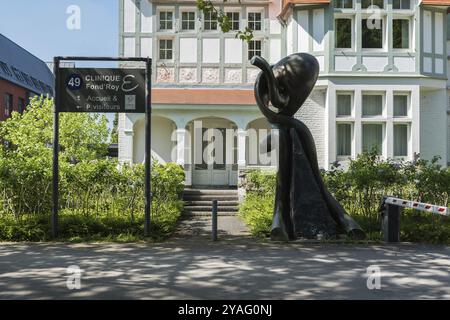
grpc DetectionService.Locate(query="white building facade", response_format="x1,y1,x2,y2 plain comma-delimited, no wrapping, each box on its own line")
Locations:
119,0,450,188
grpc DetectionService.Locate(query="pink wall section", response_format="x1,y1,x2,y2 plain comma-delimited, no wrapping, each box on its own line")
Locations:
268,0,282,19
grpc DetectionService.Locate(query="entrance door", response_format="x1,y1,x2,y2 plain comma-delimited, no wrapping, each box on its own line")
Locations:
192,121,236,187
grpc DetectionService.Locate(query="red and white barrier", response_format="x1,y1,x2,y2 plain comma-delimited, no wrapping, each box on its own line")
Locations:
384,197,449,217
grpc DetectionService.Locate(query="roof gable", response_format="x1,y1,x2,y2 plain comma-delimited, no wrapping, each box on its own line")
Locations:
0,34,54,96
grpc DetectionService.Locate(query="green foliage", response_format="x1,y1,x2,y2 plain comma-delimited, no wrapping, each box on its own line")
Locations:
110,113,119,144
196,0,254,42
0,96,185,242
238,170,275,237
240,150,450,244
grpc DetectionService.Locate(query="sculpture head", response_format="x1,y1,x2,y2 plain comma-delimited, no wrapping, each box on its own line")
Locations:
251,53,319,118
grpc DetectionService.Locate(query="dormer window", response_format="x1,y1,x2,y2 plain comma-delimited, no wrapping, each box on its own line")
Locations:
159,11,173,30
393,0,410,10
361,0,384,9
335,0,353,9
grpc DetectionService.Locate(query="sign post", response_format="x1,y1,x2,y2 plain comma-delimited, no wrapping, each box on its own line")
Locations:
52,57,152,238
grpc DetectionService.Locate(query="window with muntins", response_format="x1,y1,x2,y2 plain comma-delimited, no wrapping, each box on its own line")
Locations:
248,40,262,60
204,11,218,30
393,0,410,10
159,39,173,60
226,12,240,31
159,11,173,30
181,12,196,30
335,0,353,9
248,12,262,31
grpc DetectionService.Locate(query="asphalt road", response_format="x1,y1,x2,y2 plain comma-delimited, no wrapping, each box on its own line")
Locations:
0,240,449,300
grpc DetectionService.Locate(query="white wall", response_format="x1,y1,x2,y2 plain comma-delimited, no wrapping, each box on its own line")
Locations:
124,0,136,33
420,89,448,165
133,117,176,164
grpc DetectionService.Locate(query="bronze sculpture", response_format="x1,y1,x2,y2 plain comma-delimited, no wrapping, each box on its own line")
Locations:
251,53,365,241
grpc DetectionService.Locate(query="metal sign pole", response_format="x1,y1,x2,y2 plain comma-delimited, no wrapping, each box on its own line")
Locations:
144,58,152,237
52,57,61,238
52,56,151,238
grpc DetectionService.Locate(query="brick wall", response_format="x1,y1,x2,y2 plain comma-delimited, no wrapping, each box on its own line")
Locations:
0,79,29,122
294,89,326,168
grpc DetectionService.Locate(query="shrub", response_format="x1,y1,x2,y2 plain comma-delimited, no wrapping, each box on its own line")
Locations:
240,151,450,244
0,97,185,242
238,170,275,237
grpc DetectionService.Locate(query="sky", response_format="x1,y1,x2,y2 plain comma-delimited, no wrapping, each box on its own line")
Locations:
0,0,118,63
0,0,119,124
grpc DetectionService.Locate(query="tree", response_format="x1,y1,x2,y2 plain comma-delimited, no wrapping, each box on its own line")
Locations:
196,0,254,42
0,96,110,215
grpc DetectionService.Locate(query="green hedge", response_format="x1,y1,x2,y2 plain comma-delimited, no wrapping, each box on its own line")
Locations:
239,151,450,244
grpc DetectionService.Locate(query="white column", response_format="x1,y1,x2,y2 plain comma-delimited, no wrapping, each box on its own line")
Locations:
121,131,134,164
237,128,247,167
385,89,394,159
119,114,135,164
325,84,334,169
411,86,420,162
176,128,187,166
354,88,362,157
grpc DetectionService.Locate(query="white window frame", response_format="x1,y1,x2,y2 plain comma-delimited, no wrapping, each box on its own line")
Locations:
392,17,412,51
334,15,355,51
158,9,174,31
334,0,354,9
336,122,354,159
393,92,410,118
361,122,386,155
361,14,387,52
224,8,241,31
180,9,197,31
158,38,174,61
361,0,386,10
247,8,264,32
248,39,263,61
392,0,412,11
203,10,218,31
393,123,411,159
336,91,354,117
362,91,386,118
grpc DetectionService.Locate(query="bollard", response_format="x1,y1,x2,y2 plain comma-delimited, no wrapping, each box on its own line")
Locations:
380,197,401,243
212,200,218,241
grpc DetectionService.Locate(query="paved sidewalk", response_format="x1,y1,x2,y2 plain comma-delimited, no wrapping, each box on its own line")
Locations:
0,240,450,299
172,215,251,241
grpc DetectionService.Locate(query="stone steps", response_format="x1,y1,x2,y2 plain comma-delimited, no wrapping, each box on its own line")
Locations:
183,188,239,217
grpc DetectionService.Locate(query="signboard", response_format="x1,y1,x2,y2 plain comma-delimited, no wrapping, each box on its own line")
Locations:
58,68,146,113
